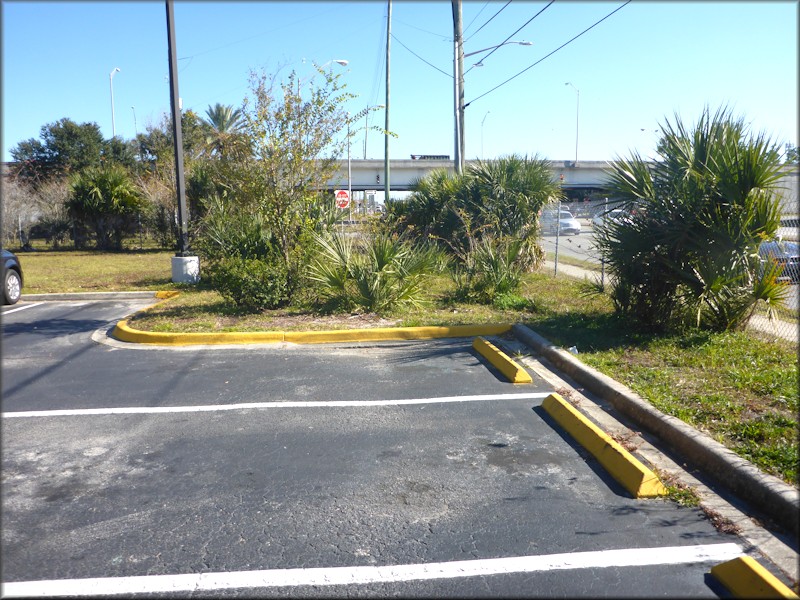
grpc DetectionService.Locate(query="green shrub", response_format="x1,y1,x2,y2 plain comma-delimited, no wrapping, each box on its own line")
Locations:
492,292,532,311
599,105,786,332
207,255,289,310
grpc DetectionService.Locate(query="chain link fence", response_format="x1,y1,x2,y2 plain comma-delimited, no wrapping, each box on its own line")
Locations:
749,239,799,344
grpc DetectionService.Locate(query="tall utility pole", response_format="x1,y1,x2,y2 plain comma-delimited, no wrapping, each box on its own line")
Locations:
384,0,391,203
166,0,189,257
452,0,464,173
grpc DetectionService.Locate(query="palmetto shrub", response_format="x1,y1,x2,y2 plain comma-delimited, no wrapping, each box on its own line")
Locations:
67,164,146,250
308,232,442,314
386,154,559,272
598,106,787,332
451,237,526,304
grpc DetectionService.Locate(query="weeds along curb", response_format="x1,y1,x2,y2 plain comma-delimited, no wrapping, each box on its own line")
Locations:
512,323,800,537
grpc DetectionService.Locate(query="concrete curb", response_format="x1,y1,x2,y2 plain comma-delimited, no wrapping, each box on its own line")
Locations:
542,393,667,498
711,556,799,598
112,321,513,346
472,337,532,384
512,323,800,537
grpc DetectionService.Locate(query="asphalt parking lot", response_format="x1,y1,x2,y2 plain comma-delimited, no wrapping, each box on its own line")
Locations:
0,299,789,597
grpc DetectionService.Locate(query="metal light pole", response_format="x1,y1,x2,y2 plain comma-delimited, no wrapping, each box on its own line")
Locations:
297,59,347,95
452,0,464,173
565,82,579,164
385,0,391,204
109,67,120,137
347,115,352,223
166,0,199,285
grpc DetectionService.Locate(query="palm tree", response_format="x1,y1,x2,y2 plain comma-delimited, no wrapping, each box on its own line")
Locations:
598,105,786,332
67,165,144,250
201,103,247,158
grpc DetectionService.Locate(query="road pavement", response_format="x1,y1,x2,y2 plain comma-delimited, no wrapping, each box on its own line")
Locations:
0,299,776,597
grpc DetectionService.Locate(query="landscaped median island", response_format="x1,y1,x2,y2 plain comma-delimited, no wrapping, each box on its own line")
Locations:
120,274,799,489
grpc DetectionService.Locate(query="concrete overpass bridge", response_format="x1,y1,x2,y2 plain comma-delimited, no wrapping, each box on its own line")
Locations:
325,158,610,197
325,158,798,214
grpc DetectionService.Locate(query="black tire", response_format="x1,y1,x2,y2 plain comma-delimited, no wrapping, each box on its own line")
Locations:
4,269,21,305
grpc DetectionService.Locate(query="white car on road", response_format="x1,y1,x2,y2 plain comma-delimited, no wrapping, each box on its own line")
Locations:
592,208,627,228
541,209,581,235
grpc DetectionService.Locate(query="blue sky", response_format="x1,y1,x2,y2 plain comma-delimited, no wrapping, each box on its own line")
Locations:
2,1,798,165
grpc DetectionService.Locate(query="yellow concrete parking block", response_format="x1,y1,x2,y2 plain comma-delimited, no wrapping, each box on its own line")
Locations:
542,393,667,498
711,556,799,598
472,337,532,384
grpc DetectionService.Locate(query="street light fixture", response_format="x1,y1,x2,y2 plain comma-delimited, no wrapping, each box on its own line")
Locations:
109,67,120,138
452,32,533,172
468,40,532,66
565,81,579,164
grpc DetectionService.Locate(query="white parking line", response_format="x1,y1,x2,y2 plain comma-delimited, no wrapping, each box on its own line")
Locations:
1,543,743,597
2,302,43,315
2,392,552,418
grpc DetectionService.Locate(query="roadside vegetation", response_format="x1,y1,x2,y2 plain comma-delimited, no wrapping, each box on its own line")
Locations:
6,83,797,489
18,248,799,487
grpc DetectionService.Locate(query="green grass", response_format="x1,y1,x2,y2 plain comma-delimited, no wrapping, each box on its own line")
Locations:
18,247,177,294
17,248,799,486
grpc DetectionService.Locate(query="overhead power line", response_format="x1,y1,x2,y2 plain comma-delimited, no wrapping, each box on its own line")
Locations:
465,1,631,108
464,0,512,43
394,17,451,40
464,0,553,76
390,33,451,78
462,1,491,36
177,6,338,61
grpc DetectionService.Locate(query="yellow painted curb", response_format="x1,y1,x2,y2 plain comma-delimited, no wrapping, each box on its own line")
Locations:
112,319,512,346
284,324,511,344
154,291,180,299
113,320,285,345
711,556,799,598
542,393,667,498
472,337,532,384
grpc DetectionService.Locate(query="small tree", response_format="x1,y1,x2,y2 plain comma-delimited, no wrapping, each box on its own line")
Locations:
33,179,72,248
67,165,147,250
1,179,39,247
194,64,362,306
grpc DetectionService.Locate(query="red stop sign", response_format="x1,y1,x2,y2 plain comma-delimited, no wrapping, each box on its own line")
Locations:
335,189,350,209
